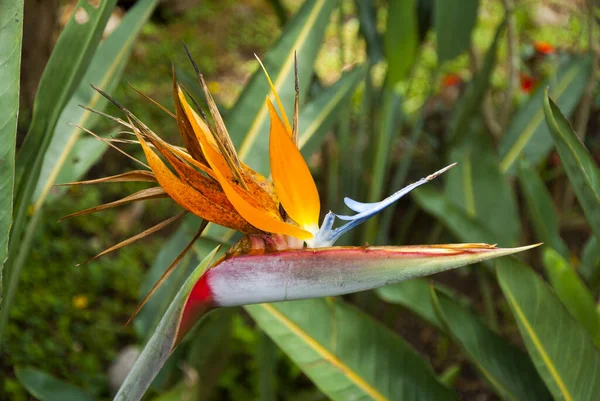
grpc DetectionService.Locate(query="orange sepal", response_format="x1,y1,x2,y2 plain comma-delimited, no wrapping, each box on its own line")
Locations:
133,128,258,234
267,99,320,231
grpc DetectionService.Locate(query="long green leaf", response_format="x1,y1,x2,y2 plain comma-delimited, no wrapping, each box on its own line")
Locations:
413,186,499,245
246,298,457,401
114,247,220,401
445,133,520,246
498,55,592,175
434,0,479,63
498,259,600,401
378,279,550,401
15,367,98,401
0,0,23,301
580,236,600,290
518,159,570,259
542,248,600,347
1,0,116,344
11,0,116,249
33,0,159,207
376,279,461,332
543,91,600,240
430,289,551,401
385,0,418,84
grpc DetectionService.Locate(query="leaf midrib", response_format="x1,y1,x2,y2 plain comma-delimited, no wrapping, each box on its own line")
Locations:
503,287,573,401
259,303,388,401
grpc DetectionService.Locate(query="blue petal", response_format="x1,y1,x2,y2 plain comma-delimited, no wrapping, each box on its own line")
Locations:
343,197,377,213
311,163,456,247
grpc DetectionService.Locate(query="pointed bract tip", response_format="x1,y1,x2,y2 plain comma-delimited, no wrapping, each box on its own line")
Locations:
426,162,457,181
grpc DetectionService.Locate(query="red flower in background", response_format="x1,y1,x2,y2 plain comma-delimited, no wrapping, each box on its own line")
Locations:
534,41,554,55
520,73,536,93
442,73,462,87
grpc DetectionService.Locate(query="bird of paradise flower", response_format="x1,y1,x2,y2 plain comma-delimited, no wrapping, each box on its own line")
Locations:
63,49,537,399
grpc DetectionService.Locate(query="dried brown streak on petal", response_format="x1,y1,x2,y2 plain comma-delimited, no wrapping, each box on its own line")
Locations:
59,187,168,221
126,220,209,325
78,211,188,266
148,136,237,212
141,121,215,179
132,123,259,233
241,166,279,212
57,170,156,186
172,71,208,163
129,83,176,119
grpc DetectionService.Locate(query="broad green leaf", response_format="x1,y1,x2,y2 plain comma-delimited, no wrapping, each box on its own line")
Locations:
385,0,418,84
579,236,600,290
379,279,550,401
543,92,600,240
246,298,458,401
445,133,520,246
33,0,159,207
518,159,570,259
15,367,98,401
413,186,499,245
430,289,551,401
498,55,592,175
1,0,116,341
113,247,220,401
542,248,600,347
0,0,23,299
498,259,600,401
448,21,504,144
434,0,479,63
11,0,116,252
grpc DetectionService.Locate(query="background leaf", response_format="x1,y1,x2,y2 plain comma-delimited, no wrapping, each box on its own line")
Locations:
246,298,458,401
0,0,23,299
430,289,551,401
542,248,600,346
498,259,600,401
445,133,520,246
33,0,159,207
385,0,418,84
518,159,570,259
543,92,600,240
15,367,98,401
434,0,479,63
498,55,592,175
